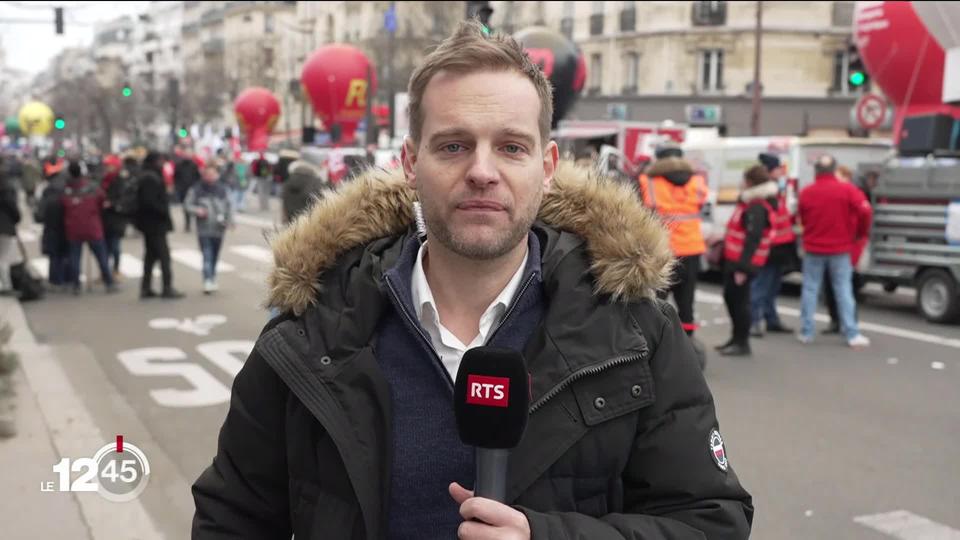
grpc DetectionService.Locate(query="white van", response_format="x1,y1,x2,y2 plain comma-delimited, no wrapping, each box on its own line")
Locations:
682,137,894,268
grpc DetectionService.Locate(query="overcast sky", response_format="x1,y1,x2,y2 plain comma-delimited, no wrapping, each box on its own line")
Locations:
1,1,151,74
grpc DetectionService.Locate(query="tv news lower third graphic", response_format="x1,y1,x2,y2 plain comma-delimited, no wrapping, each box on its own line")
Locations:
40,435,151,502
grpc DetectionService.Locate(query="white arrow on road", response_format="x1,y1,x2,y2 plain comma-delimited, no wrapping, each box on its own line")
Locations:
855,510,960,539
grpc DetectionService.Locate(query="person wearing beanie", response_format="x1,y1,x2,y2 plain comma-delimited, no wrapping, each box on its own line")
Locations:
135,152,184,300
281,147,331,224
717,165,779,356
61,160,118,294
748,152,796,337
638,142,708,339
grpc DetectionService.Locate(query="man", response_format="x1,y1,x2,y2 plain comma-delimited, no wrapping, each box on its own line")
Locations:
175,148,201,232
135,152,184,300
61,160,118,295
749,153,796,337
251,152,272,212
193,21,752,539
797,154,872,347
185,164,233,294
281,147,331,224
637,142,708,337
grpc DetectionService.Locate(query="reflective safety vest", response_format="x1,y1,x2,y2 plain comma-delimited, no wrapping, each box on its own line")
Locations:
723,199,776,268
638,174,707,257
771,194,796,246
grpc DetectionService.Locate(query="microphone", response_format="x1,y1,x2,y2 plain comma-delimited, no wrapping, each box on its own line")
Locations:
453,346,529,503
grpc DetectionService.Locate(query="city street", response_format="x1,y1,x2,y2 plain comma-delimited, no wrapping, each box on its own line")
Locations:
0,199,957,539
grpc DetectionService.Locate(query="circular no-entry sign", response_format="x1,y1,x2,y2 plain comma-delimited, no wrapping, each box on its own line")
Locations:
855,94,887,130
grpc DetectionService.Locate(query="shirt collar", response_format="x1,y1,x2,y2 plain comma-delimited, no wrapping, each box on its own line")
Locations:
411,241,530,329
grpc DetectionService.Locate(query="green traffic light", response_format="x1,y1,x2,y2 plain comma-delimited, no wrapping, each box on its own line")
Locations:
57,149,65,157
54,118,66,129
178,128,188,138
122,87,133,97
849,71,866,87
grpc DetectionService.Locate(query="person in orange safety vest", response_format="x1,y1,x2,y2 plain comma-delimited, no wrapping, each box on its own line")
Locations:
638,143,707,337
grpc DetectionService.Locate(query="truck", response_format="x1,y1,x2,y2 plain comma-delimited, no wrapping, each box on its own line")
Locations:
856,157,960,323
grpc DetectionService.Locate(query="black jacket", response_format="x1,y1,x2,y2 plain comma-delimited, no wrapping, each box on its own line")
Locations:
39,177,68,255
135,169,173,235
0,177,20,236
192,164,753,539
281,160,330,224
175,158,201,197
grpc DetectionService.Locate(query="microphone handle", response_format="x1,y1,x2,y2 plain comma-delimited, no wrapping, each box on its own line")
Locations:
474,448,509,503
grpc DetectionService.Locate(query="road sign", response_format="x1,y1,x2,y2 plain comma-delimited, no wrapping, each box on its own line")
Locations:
855,93,887,130
686,104,723,126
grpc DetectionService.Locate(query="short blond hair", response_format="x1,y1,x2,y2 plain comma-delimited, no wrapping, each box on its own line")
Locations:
406,20,554,146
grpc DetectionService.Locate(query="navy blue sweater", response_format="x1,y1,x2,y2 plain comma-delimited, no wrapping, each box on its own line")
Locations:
377,233,544,540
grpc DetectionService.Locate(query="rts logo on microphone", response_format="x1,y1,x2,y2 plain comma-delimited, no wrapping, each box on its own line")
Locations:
465,375,510,408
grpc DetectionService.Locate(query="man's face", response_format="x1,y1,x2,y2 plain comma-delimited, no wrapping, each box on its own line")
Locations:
402,70,558,260
202,167,218,183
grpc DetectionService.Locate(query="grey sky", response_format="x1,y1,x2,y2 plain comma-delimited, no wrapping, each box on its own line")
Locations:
1,1,151,74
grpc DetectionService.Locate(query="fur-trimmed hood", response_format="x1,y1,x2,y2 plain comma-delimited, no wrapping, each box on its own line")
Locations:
739,181,779,203
267,162,674,315
646,157,694,186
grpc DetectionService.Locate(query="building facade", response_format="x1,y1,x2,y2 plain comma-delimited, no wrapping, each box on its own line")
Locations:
489,0,862,136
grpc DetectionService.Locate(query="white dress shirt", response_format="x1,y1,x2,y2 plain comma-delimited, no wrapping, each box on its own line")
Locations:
410,241,529,382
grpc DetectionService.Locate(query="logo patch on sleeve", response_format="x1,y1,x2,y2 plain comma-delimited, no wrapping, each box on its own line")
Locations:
709,429,728,472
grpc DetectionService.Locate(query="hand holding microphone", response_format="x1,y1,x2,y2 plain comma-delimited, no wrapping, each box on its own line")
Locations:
451,347,531,539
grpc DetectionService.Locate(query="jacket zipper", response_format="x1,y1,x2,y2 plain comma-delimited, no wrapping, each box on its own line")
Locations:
528,352,645,414
383,275,454,388
485,272,538,346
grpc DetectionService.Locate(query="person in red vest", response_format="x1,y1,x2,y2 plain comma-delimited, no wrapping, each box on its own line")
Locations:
749,153,797,337
637,142,708,337
717,165,779,356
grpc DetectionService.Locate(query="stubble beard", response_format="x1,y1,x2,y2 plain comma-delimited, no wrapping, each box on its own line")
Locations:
419,186,542,261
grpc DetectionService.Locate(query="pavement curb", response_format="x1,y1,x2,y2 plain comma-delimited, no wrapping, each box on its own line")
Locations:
0,296,165,540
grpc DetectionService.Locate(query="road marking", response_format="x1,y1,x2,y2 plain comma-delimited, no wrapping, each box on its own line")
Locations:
697,291,960,350
854,510,960,539
931,362,945,370
118,253,161,279
233,213,276,229
170,248,235,273
229,244,273,264
888,357,899,365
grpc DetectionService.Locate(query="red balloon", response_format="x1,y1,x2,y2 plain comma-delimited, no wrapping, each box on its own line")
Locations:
854,1,945,106
234,87,280,151
301,45,377,144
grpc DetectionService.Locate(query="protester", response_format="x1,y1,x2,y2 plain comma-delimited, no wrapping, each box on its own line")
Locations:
37,166,71,290
185,164,233,294
281,147,330,224
193,21,752,539
100,154,128,278
638,141,708,338
822,165,869,333
175,148,201,232
749,152,796,337
0,158,21,295
717,165,778,356
797,155,872,347
135,152,184,300
251,152,272,212
61,160,117,295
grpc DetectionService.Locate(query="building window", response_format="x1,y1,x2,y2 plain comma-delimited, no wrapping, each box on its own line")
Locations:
692,1,727,26
590,1,604,35
326,14,335,43
561,1,574,39
699,49,724,92
832,1,854,27
620,1,636,32
265,13,274,34
589,53,603,95
622,52,639,94
832,49,849,94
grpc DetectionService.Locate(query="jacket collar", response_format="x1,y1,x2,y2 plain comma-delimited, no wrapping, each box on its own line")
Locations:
267,161,674,315
739,181,779,203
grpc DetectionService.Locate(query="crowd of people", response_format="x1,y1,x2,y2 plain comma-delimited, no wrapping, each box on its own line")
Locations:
638,145,875,357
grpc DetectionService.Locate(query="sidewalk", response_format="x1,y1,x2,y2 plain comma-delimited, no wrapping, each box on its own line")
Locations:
0,296,166,540
0,297,92,539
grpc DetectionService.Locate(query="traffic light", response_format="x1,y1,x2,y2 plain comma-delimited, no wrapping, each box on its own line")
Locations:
54,116,66,130
54,7,63,35
178,127,188,138
122,83,133,97
847,43,869,89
